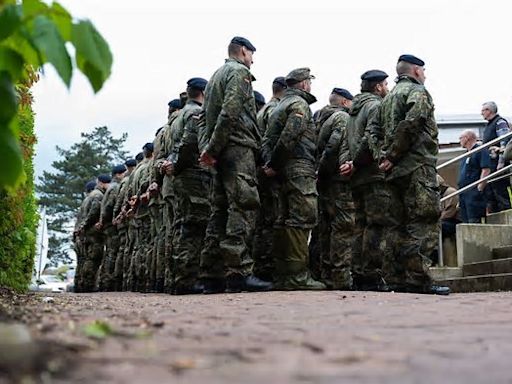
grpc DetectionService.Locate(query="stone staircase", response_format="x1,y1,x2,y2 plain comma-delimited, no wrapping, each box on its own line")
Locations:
432,209,512,292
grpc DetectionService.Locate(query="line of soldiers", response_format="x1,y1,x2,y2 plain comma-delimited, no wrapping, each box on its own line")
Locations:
72,36,450,295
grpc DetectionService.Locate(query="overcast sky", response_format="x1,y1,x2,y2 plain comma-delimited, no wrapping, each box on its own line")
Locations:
32,0,512,178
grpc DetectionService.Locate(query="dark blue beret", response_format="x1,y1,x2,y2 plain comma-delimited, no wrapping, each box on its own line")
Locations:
398,54,425,66
273,76,287,88
187,77,208,91
168,99,181,109
361,69,388,82
112,164,126,175
85,180,96,192
230,36,256,52
254,91,266,105
97,174,112,183
143,142,154,152
125,158,137,167
332,88,353,100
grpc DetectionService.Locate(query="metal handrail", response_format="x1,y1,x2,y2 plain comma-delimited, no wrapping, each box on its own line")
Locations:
436,130,512,170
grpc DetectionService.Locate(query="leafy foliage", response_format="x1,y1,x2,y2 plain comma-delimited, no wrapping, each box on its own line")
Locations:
0,0,113,190
37,126,128,265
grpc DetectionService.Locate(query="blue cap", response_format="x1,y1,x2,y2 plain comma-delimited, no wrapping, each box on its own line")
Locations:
361,70,388,82
125,159,137,167
187,77,208,91
112,164,126,175
254,91,266,105
273,76,287,88
168,99,181,109
135,152,143,162
85,180,96,192
332,88,353,100
143,142,154,152
230,36,256,52
97,174,112,183
398,54,425,66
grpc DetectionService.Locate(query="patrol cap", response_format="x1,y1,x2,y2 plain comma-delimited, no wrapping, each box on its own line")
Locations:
135,152,144,162
97,174,112,183
361,69,388,82
112,164,126,175
230,36,256,52
398,54,425,66
332,88,353,100
187,77,208,91
272,76,287,88
142,142,154,152
125,158,137,167
285,67,315,85
168,99,181,109
254,91,266,106
85,180,96,192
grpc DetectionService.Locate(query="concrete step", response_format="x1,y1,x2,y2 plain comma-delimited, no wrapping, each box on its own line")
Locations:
430,267,462,280
463,258,512,276
486,209,512,225
456,223,512,264
493,245,512,259
437,273,512,293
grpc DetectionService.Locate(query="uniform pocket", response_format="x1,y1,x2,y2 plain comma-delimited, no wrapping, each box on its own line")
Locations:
235,172,260,209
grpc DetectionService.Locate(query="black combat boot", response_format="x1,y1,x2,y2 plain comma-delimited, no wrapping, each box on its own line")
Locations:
202,278,225,294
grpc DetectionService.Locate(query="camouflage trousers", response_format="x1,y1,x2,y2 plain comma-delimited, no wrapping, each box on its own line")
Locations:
251,169,279,281
351,181,397,289
200,145,258,280
113,225,127,291
149,203,166,292
123,221,136,291
163,197,175,293
73,236,86,292
98,226,119,291
80,229,105,292
131,214,152,292
386,165,439,289
172,173,211,290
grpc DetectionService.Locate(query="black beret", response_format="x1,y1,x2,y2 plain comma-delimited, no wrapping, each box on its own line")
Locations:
112,164,126,175
361,69,388,82
254,91,266,105
142,142,154,152
125,158,137,167
230,36,256,52
398,54,425,66
187,77,208,91
85,180,96,192
97,174,112,183
135,152,144,162
272,76,287,88
167,99,181,109
332,88,353,100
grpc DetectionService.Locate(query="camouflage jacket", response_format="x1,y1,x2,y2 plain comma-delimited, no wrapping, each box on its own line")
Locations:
315,104,343,132
317,110,350,183
148,126,166,207
339,92,385,187
113,172,132,229
74,193,93,232
159,111,181,200
257,97,280,137
202,58,259,157
378,75,438,179
262,88,317,176
79,186,105,231
317,106,349,159
99,180,120,228
127,158,152,219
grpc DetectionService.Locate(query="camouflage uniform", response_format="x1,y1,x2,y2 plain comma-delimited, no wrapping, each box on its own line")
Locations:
317,109,354,289
377,75,439,290
252,96,281,281
262,84,324,290
169,102,211,292
200,58,260,282
339,92,396,289
112,171,132,291
98,179,120,291
77,186,106,292
73,192,93,292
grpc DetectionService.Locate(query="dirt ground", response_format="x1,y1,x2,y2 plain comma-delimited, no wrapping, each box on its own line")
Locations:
1,290,512,384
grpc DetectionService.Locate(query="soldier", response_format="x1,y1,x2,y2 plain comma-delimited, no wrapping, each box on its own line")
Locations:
199,36,273,293
165,77,210,294
77,174,111,292
376,54,449,295
96,164,126,291
252,76,287,281
314,88,353,131
339,69,392,290
262,67,325,290
112,159,137,291
73,180,96,292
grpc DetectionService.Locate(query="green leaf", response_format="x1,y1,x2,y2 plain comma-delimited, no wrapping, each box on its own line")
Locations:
3,31,43,67
83,320,113,339
0,71,17,123
0,4,22,41
0,122,24,189
72,20,112,93
0,47,24,81
49,2,72,42
22,0,48,19
31,15,72,86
